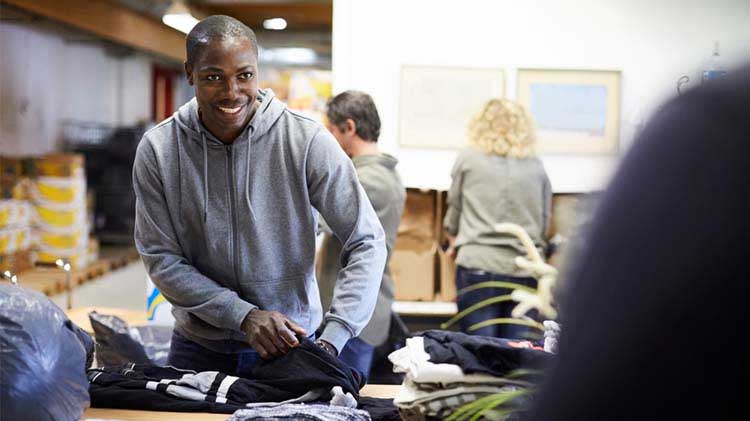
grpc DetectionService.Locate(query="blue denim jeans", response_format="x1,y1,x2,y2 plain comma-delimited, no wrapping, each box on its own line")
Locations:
167,331,261,378
338,337,375,381
167,331,315,378
455,265,538,339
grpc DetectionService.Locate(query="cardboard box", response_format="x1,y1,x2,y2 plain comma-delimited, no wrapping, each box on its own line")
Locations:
398,188,437,241
390,244,437,301
438,248,457,302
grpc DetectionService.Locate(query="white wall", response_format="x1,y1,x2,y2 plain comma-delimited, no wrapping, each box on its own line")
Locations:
1,22,153,156
1,23,65,156
332,0,750,192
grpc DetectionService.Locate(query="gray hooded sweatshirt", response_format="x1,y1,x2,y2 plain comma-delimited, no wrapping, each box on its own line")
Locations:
133,89,386,354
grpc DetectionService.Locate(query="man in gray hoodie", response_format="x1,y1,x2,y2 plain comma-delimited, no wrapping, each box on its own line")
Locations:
317,91,406,378
133,16,386,376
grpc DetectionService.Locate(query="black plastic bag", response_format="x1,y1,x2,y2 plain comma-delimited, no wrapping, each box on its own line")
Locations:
0,284,92,421
89,311,172,367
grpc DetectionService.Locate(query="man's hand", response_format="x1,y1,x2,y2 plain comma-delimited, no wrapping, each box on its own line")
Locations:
241,309,307,359
445,234,457,260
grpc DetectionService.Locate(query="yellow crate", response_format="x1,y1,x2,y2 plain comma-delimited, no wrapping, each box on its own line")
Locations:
38,230,86,249
32,177,86,204
0,227,31,254
34,205,86,228
0,231,9,254
36,246,89,269
33,154,84,177
0,199,32,229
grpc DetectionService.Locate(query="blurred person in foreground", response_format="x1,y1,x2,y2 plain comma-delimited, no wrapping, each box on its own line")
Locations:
444,98,552,339
525,66,749,420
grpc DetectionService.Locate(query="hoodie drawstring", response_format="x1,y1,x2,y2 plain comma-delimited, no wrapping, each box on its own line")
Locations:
201,132,209,222
245,126,257,222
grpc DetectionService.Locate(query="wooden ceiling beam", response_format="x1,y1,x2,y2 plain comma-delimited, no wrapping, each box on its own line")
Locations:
198,2,331,31
1,0,186,62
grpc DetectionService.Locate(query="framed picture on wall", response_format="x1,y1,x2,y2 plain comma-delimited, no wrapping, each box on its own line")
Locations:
517,69,621,155
399,65,505,149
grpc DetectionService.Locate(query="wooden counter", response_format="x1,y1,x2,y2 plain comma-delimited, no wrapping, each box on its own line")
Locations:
82,384,400,420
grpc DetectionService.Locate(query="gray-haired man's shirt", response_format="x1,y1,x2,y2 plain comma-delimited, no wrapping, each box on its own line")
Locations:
317,153,406,346
444,148,551,276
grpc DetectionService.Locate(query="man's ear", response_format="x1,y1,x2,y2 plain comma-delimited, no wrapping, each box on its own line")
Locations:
345,119,357,136
184,61,194,86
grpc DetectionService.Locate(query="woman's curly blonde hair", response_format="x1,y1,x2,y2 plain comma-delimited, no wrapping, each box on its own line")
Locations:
468,98,537,158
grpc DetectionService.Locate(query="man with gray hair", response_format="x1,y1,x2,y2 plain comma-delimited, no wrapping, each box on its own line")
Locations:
318,91,406,377
133,16,386,376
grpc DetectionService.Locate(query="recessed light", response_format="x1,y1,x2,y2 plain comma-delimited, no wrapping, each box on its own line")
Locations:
263,18,288,30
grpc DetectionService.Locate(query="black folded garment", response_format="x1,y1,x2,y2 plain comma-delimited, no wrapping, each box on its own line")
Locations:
420,330,551,379
89,336,365,413
358,397,401,421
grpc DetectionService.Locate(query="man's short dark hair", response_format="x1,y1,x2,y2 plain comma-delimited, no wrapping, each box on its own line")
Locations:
326,91,381,142
186,15,258,64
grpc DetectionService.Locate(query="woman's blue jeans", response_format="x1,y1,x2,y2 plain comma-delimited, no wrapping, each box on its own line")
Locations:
455,265,538,339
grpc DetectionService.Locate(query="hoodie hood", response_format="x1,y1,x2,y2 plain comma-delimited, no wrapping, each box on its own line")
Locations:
173,88,285,145
171,89,286,222
351,153,399,171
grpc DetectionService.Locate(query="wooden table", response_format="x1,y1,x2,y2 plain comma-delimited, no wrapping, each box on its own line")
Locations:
82,384,401,420
392,300,457,317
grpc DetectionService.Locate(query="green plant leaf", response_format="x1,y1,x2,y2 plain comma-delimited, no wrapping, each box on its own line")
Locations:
505,368,543,379
447,389,531,421
469,317,545,332
441,295,515,329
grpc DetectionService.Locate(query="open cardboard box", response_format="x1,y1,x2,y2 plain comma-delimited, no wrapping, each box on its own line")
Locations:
390,188,439,301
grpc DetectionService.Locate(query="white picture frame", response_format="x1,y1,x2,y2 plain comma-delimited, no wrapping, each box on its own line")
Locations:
517,69,621,155
398,65,505,149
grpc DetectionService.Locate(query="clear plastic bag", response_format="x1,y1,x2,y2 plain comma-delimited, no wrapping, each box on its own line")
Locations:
89,311,172,367
0,284,92,421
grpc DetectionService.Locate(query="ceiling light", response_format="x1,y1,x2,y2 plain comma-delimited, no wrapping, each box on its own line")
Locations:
162,0,199,34
263,18,287,30
260,48,317,65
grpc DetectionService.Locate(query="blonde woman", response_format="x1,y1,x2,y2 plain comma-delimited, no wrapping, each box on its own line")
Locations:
444,98,552,339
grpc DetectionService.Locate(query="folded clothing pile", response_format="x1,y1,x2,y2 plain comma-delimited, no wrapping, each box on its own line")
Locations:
388,330,551,420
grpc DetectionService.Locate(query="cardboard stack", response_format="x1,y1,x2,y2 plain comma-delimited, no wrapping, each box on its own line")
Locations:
390,189,439,301
390,188,459,303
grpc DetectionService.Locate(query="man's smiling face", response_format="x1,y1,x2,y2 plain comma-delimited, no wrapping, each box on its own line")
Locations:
185,36,258,144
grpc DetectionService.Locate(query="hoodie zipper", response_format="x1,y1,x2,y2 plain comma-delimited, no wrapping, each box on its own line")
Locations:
226,145,241,291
